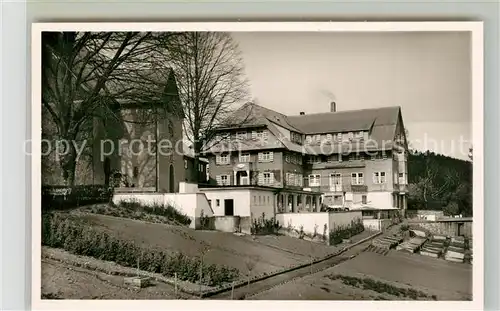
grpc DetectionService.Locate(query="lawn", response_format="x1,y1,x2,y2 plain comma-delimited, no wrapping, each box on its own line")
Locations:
251,248,472,300
64,212,343,278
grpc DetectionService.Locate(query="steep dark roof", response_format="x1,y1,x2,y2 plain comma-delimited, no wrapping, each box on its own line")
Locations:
223,102,302,132
287,107,399,135
216,103,402,154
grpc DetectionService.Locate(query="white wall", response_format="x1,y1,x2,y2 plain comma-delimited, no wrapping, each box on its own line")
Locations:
363,191,393,209
276,212,330,237
363,219,392,231
203,190,251,217
179,182,199,193
249,189,276,220
112,192,214,229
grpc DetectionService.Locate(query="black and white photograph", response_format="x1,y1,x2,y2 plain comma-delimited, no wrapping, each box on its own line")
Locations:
33,22,483,308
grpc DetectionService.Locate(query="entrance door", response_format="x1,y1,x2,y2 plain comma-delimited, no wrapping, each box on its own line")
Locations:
224,199,234,216
457,223,464,236
236,171,249,185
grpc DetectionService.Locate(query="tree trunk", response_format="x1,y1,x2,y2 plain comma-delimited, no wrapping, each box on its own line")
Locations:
59,141,77,186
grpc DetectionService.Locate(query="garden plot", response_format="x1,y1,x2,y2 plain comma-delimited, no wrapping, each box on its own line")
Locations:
444,237,466,263
420,240,446,258
370,235,403,250
396,237,427,253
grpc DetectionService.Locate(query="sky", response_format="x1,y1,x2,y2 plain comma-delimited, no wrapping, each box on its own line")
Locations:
231,31,472,161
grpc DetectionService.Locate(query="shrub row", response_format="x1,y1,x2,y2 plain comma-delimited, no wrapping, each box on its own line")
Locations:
42,185,113,211
114,200,192,226
329,219,365,245
250,213,282,235
327,274,436,300
41,213,239,286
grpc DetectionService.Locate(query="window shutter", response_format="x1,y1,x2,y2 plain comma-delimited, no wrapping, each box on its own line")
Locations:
373,172,377,184
216,175,222,185
252,131,257,139
270,173,274,185
258,152,263,162
269,152,274,161
258,173,264,185
226,154,231,164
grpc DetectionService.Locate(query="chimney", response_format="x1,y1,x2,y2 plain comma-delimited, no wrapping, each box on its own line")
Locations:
299,112,305,115
330,101,337,112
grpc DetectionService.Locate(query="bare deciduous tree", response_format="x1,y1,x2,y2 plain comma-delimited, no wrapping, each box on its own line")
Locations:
42,31,159,185
155,32,250,182
42,32,183,186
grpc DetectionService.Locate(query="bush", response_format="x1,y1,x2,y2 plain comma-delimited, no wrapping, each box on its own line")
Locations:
327,274,434,300
328,219,364,245
250,213,282,235
42,185,113,211
114,200,192,226
41,213,238,286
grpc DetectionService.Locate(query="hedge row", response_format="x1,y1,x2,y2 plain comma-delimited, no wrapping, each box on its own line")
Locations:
329,219,365,245
114,200,191,226
42,213,239,286
42,185,113,211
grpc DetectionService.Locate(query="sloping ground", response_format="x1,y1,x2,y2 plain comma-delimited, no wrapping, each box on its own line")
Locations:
330,251,472,300
70,213,338,277
41,258,194,300
252,248,472,301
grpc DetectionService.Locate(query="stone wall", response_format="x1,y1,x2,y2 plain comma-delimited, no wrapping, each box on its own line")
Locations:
411,221,472,238
214,216,240,233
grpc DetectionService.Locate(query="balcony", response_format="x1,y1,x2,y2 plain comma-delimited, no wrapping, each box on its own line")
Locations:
395,183,409,193
307,160,366,170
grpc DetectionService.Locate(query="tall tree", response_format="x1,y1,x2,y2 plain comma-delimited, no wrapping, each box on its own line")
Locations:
42,31,162,185
155,32,250,182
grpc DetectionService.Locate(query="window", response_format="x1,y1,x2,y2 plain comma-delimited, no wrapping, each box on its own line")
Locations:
254,196,257,204
351,173,364,185
267,196,270,204
256,130,268,141
236,132,248,140
259,172,274,185
251,131,257,139
216,175,230,186
216,199,220,207
239,153,250,162
373,172,386,184
362,195,367,204
184,159,188,169
342,133,350,141
306,136,312,143
326,134,333,141
398,172,404,178
259,196,262,205
330,173,342,185
208,200,212,207
309,174,321,187
198,164,203,172
258,151,273,162
314,134,321,142
216,153,230,165
285,154,291,163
